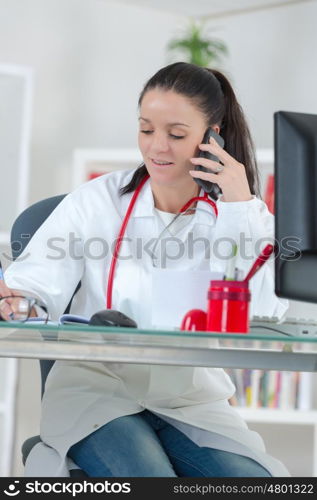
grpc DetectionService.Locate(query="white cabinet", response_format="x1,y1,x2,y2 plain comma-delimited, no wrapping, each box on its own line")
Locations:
0,64,33,247
0,64,33,476
236,407,317,477
256,148,274,200
0,358,19,476
228,366,317,476
71,147,274,193
72,148,143,190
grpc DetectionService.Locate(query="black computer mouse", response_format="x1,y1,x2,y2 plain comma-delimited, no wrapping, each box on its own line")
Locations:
89,309,137,328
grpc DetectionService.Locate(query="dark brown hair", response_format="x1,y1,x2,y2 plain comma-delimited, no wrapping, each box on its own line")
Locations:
120,62,260,197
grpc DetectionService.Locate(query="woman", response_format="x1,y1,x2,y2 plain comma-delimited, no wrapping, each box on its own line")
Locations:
1,62,288,477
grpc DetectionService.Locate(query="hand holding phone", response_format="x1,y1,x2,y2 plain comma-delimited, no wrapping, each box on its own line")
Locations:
193,128,225,199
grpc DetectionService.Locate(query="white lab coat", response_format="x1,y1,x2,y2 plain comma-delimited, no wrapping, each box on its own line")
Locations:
5,168,289,476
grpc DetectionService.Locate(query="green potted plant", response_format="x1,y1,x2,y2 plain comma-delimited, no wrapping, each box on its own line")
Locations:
167,19,228,68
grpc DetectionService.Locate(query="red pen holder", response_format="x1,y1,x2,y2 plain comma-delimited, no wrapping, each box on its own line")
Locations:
206,280,251,334
180,280,251,334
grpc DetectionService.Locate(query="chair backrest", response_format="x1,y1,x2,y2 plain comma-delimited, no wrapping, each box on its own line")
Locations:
11,195,67,260
10,194,80,396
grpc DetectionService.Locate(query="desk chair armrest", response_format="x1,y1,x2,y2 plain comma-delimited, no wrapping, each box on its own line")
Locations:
22,435,88,477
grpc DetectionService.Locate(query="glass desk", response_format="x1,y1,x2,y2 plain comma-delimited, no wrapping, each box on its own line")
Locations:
0,322,317,371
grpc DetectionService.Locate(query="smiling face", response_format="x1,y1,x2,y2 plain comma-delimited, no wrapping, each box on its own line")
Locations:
138,89,210,190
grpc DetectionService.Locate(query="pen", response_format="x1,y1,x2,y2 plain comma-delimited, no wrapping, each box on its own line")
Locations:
225,243,238,281
243,244,274,282
234,267,243,281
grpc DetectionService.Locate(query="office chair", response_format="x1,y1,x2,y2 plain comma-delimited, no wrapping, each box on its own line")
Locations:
11,194,86,477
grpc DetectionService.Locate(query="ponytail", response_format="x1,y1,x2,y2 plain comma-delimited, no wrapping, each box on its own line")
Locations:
120,164,147,195
120,62,260,197
207,69,260,197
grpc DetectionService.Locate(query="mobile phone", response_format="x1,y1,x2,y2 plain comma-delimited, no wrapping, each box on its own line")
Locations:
194,128,225,199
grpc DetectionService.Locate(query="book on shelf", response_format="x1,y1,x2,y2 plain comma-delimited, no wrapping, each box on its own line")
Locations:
226,368,313,410
264,174,274,214
297,372,313,411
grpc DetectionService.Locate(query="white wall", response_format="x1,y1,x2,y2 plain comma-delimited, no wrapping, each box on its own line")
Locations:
0,0,316,203
0,0,184,202
207,0,317,148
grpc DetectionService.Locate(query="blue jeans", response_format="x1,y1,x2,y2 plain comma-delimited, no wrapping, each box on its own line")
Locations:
68,410,271,477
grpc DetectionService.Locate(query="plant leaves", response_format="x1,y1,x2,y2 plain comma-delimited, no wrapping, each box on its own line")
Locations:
166,20,228,67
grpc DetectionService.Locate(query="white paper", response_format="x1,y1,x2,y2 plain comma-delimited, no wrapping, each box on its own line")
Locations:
152,269,222,329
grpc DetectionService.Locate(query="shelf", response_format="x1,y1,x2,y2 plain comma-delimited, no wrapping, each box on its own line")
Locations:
235,407,317,425
72,148,142,189
71,147,274,191
0,231,9,246
256,148,273,164
0,65,32,239
0,358,19,476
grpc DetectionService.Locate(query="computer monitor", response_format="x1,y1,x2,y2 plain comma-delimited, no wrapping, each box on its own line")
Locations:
274,110,317,302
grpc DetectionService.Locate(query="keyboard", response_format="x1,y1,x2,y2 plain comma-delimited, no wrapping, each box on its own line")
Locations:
250,316,317,337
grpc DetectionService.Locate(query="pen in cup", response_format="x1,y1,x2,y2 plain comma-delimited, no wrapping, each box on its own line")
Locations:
224,243,238,281
234,267,243,281
243,243,274,283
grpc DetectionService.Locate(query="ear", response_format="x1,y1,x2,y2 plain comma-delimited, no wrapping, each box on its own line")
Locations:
212,125,220,135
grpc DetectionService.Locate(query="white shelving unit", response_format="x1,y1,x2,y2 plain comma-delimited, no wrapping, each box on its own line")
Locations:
72,148,143,190
236,407,317,477
0,358,19,476
0,64,33,247
0,231,9,246
256,148,274,198
237,407,317,425
72,147,274,193
0,64,33,476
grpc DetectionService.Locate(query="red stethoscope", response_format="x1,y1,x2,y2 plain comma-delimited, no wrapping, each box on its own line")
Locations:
106,174,218,308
